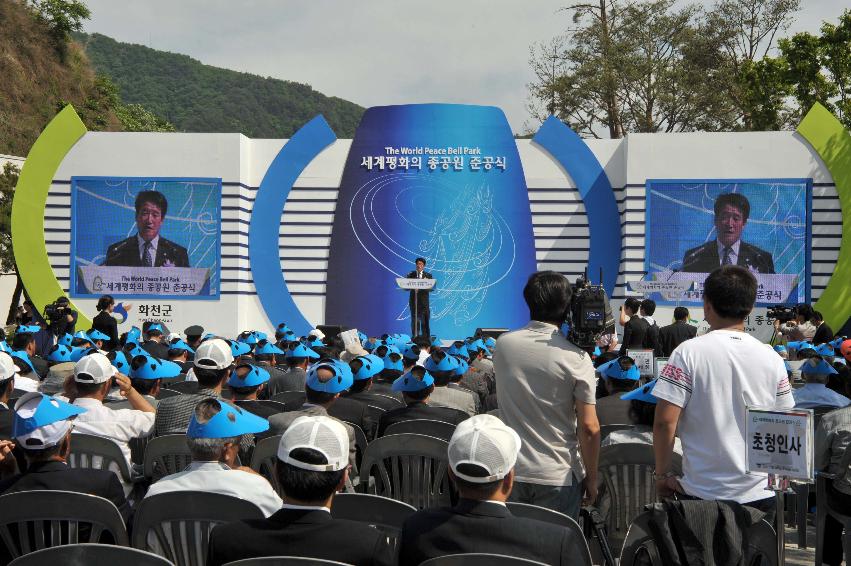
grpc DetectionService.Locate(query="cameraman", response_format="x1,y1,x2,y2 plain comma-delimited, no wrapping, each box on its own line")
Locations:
774,303,816,343
46,296,77,337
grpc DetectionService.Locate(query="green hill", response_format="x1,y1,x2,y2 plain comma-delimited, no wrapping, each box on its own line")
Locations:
78,32,365,138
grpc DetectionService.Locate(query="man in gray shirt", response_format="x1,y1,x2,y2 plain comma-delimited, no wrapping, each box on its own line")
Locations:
494,271,600,518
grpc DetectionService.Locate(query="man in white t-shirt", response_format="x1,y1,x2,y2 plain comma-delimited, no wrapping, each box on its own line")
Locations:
653,265,793,523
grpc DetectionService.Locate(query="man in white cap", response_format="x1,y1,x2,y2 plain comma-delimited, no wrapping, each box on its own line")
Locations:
207,416,392,566
0,352,19,440
145,398,281,516
0,392,130,521
70,352,155,470
398,414,587,565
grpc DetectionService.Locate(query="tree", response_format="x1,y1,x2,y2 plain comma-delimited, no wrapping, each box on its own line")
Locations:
0,163,25,324
28,0,90,54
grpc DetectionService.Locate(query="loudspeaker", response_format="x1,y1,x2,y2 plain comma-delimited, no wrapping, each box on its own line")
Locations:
475,327,509,339
316,324,349,338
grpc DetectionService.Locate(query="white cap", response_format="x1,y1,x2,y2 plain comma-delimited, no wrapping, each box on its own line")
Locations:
0,352,19,381
73,353,117,384
448,414,522,483
309,328,326,340
194,338,234,370
277,416,349,472
14,393,85,449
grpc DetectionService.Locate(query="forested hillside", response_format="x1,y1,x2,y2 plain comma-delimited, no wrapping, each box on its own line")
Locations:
79,33,365,138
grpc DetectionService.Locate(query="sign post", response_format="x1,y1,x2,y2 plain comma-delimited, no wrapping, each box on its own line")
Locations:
746,407,814,565
627,349,655,379
396,277,436,336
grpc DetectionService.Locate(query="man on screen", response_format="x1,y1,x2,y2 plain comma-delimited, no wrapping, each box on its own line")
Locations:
680,193,774,274
104,190,190,268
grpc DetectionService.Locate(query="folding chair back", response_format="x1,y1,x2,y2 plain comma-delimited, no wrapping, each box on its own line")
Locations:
0,490,128,561
67,432,133,483
599,424,634,440
8,543,171,566
382,419,456,441
331,493,416,550
142,434,192,482
359,433,452,509
131,492,264,566
505,502,593,566
270,391,307,410
420,553,548,565
221,557,352,565
248,435,283,495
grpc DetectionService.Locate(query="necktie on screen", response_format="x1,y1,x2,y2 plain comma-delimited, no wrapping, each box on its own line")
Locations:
722,246,732,265
143,241,154,267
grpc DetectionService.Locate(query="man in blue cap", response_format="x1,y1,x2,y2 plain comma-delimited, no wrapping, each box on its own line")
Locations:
594,356,640,426
425,350,478,417
166,337,195,374
145,398,281,516
344,355,402,411
793,356,850,409
0,392,130,522
267,362,357,473
377,366,469,438
107,353,182,411
11,326,49,380
264,342,316,399
207,415,392,566
456,341,490,409
227,363,280,420
141,323,169,359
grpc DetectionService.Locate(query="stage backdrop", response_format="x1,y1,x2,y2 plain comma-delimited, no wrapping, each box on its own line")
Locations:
70,176,221,299
325,104,538,337
644,179,811,305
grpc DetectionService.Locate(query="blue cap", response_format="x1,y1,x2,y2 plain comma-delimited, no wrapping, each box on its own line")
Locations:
255,341,285,356
468,339,490,356
593,345,602,356
621,379,659,404
17,325,41,334
107,350,130,373
382,335,398,346
597,358,641,381
228,364,270,387
303,336,324,349
431,336,442,347
73,331,96,346
357,331,367,344
129,344,148,358
88,329,110,341
774,345,787,353
130,355,183,380
147,323,165,334
276,323,290,333
326,358,354,383
46,344,75,363
58,333,73,347
13,392,87,438
286,343,320,360
168,339,196,355
362,338,379,351
306,362,353,394
228,340,252,357
69,347,95,362
400,343,420,361
484,337,496,349
424,352,459,373
447,342,469,359
801,357,839,375
454,356,469,376
382,351,404,372
787,341,813,351
0,342,9,354
10,350,36,374
392,367,435,392
187,399,269,439
352,355,384,381
830,337,845,349
815,343,835,357
126,327,142,345
237,331,261,345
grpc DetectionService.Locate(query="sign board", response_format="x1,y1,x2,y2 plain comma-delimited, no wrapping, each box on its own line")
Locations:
746,407,814,482
395,277,436,290
655,357,668,379
77,265,211,298
627,280,695,302
627,349,655,378
339,328,360,348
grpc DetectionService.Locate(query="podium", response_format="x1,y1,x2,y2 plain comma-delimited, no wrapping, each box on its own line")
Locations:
396,277,436,337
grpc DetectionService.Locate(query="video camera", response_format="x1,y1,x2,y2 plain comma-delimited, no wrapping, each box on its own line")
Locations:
766,305,796,323
565,269,614,351
43,297,72,334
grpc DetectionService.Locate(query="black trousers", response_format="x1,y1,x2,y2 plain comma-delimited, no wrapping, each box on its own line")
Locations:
822,483,851,566
410,305,430,338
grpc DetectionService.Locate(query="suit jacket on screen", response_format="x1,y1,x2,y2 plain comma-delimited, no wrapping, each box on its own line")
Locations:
681,239,774,274
104,235,190,268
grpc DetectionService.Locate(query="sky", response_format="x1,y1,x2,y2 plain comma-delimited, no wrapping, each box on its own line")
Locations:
82,0,846,135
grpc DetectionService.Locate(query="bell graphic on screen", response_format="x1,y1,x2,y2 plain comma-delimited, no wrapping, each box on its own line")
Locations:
325,104,538,338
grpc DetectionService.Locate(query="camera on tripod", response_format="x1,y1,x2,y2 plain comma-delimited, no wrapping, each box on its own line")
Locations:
43,297,72,334
566,268,614,351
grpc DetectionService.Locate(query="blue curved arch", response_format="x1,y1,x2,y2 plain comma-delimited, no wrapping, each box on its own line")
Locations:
532,116,621,295
249,115,337,334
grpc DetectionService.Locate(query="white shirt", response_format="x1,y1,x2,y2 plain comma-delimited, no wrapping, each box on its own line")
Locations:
71,397,155,469
793,383,851,409
146,461,283,517
653,330,794,503
14,376,39,392
137,234,160,265
281,503,330,513
716,240,741,266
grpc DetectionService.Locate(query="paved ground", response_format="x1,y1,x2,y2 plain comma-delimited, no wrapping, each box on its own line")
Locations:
784,524,818,566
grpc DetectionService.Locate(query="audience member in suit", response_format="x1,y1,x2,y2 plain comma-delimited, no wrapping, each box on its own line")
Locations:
252,341,289,397
267,363,357,473
166,342,194,375
366,346,405,401
264,343,317,399
344,355,404,411
658,307,698,357
227,363,281,420
0,392,131,522
639,299,662,356
620,297,651,356
377,366,469,437
141,323,170,359
327,391,374,441
11,331,49,380
399,414,588,565
424,350,478,416
812,310,834,346
0,372,14,440
594,357,640,427
207,416,393,566
91,295,119,350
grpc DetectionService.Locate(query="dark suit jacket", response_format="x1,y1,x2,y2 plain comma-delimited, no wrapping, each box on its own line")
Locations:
92,311,120,350
681,240,774,274
327,396,374,441
31,355,49,380
620,316,650,355
813,322,834,346
0,460,131,523
264,367,306,399
406,270,433,309
104,235,189,268
345,389,404,411
0,404,12,439
377,401,469,438
399,498,587,566
206,507,393,566
659,321,697,357
141,339,170,360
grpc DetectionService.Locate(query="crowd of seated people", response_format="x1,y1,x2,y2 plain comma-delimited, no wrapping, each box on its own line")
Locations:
0,271,849,565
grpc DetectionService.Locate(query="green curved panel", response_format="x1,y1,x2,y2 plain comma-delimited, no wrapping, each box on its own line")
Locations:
797,103,851,331
11,106,92,328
